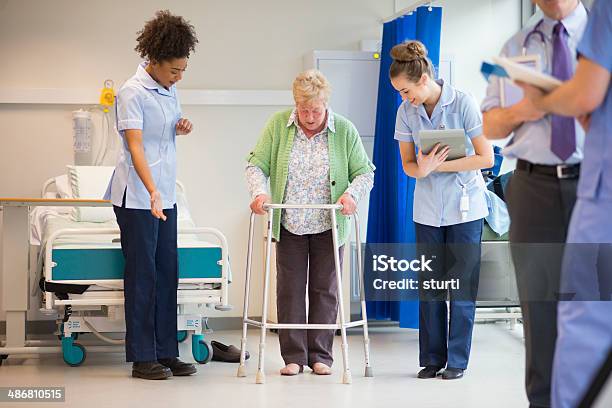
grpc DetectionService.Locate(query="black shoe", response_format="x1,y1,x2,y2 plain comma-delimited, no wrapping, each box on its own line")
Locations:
442,367,464,380
132,361,172,380
158,357,197,376
417,366,442,379
211,340,249,363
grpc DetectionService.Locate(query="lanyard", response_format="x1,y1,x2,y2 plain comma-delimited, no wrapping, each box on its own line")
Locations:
456,174,479,221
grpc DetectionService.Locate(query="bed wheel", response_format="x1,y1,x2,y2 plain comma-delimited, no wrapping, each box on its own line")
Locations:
191,334,213,364
57,324,79,341
61,337,86,367
57,332,79,341
177,330,188,343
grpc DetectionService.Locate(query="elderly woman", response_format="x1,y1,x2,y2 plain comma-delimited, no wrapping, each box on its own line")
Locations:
245,69,375,376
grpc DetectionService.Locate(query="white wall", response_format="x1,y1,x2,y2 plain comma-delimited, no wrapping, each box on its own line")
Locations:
0,0,388,90
395,0,521,101
440,0,521,101
0,0,391,322
0,0,520,322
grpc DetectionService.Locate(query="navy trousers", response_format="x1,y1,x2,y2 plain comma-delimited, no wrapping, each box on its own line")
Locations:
415,219,483,370
113,204,179,363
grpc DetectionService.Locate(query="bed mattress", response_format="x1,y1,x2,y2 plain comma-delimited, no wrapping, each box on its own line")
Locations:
44,216,222,282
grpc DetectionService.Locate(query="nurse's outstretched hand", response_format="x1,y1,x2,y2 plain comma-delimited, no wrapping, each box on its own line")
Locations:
176,118,193,135
150,190,167,221
417,143,449,178
337,193,357,215
250,194,271,215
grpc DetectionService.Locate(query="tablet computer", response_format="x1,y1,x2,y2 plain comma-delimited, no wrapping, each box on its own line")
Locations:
419,129,467,161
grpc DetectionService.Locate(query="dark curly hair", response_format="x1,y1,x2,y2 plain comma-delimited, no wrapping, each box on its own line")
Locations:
135,10,198,62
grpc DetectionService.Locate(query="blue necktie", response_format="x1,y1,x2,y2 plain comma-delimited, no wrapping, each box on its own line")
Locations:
550,22,576,162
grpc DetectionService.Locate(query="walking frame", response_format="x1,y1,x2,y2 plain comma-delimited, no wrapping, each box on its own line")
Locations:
236,203,373,384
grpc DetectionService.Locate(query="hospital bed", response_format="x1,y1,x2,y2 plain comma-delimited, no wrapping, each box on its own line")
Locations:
21,177,231,367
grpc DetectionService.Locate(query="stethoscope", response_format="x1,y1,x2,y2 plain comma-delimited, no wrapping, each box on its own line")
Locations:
522,7,589,71
521,19,550,70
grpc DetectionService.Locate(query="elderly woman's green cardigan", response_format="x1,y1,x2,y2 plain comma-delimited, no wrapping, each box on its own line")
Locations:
246,108,375,245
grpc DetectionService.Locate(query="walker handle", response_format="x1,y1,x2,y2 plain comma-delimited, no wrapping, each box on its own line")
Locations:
262,203,343,210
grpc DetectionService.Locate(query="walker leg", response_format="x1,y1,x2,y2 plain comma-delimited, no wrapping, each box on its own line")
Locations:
256,324,268,384
256,366,266,384
331,210,351,384
238,213,256,378
237,302,250,377
237,329,248,377
353,214,373,377
255,208,275,384
237,361,247,378
361,315,373,378
342,365,353,384
362,316,373,378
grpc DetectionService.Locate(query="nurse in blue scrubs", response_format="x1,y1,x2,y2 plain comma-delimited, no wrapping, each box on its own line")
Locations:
104,11,198,380
389,40,494,380
518,0,612,405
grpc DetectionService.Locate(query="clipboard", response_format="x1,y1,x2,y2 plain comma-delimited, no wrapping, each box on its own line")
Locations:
492,56,561,92
500,55,541,107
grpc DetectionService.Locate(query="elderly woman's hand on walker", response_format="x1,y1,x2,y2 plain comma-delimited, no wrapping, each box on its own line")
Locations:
250,194,271,215
336,193,357,215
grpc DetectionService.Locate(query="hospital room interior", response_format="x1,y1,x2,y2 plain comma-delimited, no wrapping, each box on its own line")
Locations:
1,0,611,407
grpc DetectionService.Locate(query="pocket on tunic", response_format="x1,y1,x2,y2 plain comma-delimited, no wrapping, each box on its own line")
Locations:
456,170,486,192
443,113,462,130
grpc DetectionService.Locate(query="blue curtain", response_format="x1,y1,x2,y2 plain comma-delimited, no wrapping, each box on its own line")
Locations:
366,6,443,329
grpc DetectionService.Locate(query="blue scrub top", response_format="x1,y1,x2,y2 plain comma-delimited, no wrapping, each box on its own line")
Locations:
481,2,588,165
104,62,182,209
395,80,489,227
552,7,612,408
574,0,612,201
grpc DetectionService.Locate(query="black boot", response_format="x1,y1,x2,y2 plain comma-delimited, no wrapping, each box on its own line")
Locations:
158,357,197,376
132,361,172,380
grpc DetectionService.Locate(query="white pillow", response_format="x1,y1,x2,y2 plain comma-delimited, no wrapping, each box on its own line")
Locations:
176,190,194,224
67,165,115,222
54,174,73,199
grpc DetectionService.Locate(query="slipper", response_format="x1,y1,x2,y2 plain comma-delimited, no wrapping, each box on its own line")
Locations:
210,340,249,363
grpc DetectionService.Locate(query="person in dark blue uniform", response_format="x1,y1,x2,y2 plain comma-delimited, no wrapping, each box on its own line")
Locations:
104,10,198,380
389,40,494,380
